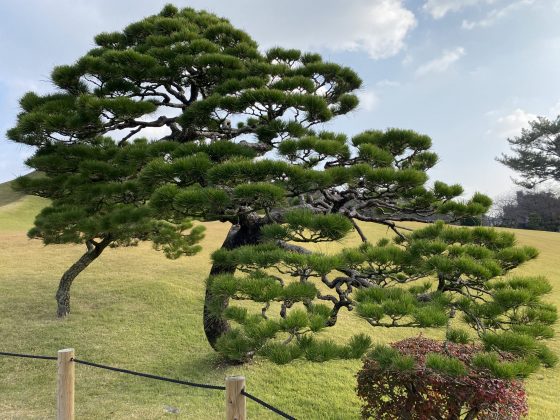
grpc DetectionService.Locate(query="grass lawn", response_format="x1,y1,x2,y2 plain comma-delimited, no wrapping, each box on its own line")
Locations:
0,192,559,419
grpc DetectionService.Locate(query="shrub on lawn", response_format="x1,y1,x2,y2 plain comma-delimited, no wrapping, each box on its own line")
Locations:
356,336,528,420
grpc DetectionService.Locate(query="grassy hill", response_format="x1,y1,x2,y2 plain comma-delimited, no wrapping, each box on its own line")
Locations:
0,173,48,232
0,172,45,207
0,195,559,419
0,178,25,207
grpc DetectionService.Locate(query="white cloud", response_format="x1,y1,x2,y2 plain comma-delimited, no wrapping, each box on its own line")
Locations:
492,108,537,138
334,0,417,59
356,90,379,111
219,0,417,59
488,101,560,140
415,47,466,77
376,79,401,87
462,0,535,29
423,0,497,19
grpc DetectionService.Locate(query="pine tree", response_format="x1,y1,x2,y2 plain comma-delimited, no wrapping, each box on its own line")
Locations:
10,138,205,317
7,5,556,375
498,115,560,188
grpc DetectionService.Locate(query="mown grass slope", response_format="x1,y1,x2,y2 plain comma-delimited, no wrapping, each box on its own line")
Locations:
0,195,559,419
0,179,24,207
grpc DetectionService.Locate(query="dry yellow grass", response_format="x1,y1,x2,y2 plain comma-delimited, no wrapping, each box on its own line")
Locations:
0,196,559,419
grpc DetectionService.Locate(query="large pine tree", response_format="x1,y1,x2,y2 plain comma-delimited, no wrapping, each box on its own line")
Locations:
7,5,556,374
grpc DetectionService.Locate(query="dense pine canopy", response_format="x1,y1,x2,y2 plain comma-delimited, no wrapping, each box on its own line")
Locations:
7,4,557,376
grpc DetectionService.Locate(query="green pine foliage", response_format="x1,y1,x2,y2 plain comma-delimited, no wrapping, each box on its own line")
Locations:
6,3,557,381
498,115,560,188
425,353,468,376
471,352,540,379
446,327,470,344
15,139,206,255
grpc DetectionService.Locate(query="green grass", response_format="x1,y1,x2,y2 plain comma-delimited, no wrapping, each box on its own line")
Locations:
0,196,559,419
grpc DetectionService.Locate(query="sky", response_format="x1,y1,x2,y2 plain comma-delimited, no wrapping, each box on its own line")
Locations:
1,0,559,199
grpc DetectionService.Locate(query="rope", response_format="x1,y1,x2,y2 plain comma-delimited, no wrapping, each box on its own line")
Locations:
72,358,226,391
0,351,297,418
242,389,297,420
73,359,296,418
0,351,57,360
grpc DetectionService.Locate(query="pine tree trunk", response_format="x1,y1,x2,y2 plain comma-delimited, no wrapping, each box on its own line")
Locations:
56,237,112,318
203,217,263,350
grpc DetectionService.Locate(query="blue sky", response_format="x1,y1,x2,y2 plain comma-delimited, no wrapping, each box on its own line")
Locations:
1,0,559,199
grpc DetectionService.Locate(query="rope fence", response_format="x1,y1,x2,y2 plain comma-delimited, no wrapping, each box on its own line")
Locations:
0,351,57,360
71,358,227,391
0,349,296,420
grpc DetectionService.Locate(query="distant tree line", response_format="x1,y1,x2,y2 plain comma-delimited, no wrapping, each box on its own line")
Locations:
492,113,560,232
399,190,560,233
491,190,560,232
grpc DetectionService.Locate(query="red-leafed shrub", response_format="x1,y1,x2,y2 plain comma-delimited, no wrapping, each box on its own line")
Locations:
357,337,528,419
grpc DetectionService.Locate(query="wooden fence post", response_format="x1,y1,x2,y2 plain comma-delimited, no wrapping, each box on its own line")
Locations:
226,375,246,420
57,348,75,420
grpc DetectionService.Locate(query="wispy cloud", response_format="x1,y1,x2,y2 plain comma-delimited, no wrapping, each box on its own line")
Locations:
415,47,466,77
376,79,401,88
462,0,535,30
423,0,497,19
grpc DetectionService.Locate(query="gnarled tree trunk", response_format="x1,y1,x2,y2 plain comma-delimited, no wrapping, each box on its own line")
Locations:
56,236,112,318
203,217,263,349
